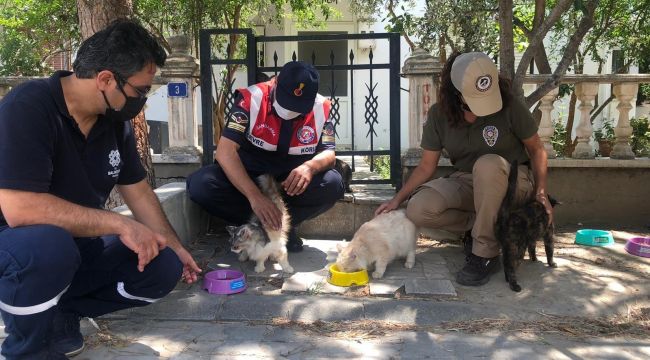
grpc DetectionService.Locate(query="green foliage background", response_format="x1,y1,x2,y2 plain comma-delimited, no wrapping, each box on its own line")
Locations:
0,0,78,76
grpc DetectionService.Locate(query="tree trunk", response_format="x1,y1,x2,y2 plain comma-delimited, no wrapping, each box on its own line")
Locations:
77,0,156,209
77,0,133,39
498,0,515,81
564,91,578,156
524,0,598,107
438,35,447,64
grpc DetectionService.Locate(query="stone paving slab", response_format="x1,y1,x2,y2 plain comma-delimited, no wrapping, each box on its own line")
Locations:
282,268,348,294
404,279,457,296
368,280,404,296
219,295,365,322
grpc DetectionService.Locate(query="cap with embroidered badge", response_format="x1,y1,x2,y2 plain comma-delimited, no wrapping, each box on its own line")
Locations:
451,52,502,117
275,61,320,114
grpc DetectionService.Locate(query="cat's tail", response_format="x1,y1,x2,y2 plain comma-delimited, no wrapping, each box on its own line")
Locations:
499,160,519,216
256,174,291,242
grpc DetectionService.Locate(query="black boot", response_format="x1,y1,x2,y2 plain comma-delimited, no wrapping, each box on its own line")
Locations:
286,228,303,252
50,310,85,357
456,253,501,286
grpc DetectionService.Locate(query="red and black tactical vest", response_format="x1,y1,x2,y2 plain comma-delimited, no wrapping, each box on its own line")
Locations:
236,79,331,155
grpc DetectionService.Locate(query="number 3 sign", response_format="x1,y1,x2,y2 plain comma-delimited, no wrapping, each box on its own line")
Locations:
167,82,188,97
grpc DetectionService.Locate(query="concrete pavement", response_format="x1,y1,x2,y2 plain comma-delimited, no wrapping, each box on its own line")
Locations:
2,229,649,359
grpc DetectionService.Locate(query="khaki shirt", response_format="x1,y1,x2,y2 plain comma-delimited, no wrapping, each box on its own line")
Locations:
421,99,537,172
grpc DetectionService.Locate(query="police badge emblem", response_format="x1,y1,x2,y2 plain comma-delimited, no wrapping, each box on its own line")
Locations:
297,126,316,144
482,126,498,147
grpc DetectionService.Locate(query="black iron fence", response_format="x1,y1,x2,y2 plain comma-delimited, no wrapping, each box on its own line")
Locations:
199,29,401,188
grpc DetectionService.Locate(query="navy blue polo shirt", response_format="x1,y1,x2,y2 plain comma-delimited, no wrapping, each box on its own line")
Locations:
222,92,336,176
0,71,145,227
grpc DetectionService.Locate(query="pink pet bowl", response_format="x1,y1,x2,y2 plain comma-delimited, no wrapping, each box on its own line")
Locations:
625,237,650,258
203,270,247,294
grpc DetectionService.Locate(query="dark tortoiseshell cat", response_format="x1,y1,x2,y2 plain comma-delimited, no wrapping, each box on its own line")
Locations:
495,161,559,292
335,158,352,193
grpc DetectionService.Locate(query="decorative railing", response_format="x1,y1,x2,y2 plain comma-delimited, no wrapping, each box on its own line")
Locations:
3,57,650,169
523,74,650,159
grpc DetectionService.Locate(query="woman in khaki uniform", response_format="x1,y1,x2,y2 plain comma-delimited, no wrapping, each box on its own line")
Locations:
376,52,552,287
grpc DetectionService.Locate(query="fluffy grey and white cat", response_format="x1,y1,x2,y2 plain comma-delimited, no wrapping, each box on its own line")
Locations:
227,174,294,273
336,209,417,279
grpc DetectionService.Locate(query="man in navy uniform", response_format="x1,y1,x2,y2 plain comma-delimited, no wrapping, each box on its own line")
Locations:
187,61,344,252
0,20,201,359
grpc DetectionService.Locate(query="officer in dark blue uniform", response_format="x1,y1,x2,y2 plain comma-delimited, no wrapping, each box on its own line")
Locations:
187,61,345,252
0,20,201,359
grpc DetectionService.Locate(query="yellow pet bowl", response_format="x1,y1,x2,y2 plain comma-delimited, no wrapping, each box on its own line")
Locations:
327,264,369,287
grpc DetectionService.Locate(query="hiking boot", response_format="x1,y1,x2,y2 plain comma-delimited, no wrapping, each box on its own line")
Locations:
461,230,473,257
456,253,501,286
50,310,84,357
286,229,304,253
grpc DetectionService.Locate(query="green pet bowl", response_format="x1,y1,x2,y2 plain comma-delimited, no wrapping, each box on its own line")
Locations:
575,229,614,246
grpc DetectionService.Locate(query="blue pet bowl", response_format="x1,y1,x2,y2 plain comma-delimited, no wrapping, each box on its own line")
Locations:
575,229,614,246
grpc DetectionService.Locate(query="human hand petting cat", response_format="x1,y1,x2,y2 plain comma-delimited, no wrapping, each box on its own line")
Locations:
374,198,401,216
535,192,554,225
250,193,283,230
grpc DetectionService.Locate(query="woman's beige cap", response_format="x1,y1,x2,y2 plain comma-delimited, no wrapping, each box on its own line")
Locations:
451,52,502,116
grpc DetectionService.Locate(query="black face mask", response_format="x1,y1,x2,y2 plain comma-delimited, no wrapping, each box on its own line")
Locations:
102,85,147,122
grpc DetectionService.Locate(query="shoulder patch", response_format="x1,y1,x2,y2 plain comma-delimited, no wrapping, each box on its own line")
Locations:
230,112,249,124
322,122,336,143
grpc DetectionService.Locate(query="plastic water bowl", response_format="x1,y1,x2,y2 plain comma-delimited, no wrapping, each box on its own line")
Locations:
203,270,247,295
327,264,369,287
575,229,614,246
625,237,650,258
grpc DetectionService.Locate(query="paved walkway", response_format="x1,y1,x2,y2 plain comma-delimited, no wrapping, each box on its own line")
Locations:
1,227,649,359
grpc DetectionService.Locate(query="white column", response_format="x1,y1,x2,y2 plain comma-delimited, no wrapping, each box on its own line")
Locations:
160,35,201,156
537,87,559,159
572,82,599,159
611,82,638,159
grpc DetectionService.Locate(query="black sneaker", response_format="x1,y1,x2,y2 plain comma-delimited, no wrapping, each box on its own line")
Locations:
456,253,501,286
50,310,85,357
286,229,304,253
461,230,473,257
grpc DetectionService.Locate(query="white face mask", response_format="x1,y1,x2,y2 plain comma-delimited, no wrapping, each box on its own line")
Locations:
273,99,302,120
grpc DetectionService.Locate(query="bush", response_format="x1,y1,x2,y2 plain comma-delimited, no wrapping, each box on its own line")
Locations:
366,155,391,179
630,117,650,157
593,120,615,142
638,84,650,105
551,120,568,156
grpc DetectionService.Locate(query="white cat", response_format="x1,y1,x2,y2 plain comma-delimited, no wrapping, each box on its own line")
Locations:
335,209,417,279
227,174,294,273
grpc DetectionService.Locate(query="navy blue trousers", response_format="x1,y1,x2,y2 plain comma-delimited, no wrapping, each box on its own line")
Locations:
0,225,182,359
186,164,344,226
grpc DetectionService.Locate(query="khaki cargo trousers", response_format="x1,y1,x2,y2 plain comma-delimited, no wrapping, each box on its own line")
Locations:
406,154,535,258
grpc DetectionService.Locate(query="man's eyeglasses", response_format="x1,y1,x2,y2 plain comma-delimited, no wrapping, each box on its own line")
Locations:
114,73,152,99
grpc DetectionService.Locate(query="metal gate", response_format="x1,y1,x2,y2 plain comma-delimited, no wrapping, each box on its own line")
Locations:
199,29,401,188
